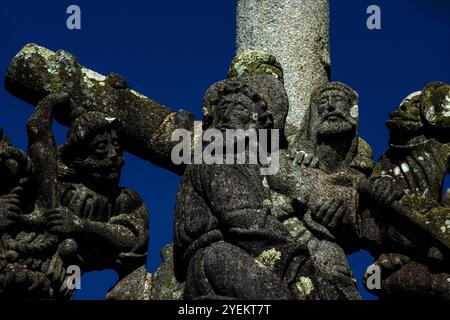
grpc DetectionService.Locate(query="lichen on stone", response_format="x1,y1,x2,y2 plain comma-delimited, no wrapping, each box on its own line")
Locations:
295,276,314,296
255,248,281,270
228,50,284,82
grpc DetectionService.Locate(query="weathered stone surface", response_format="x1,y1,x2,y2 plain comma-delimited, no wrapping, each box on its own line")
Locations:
150,244,184,300
0,93,149,299
5,44,195,175
174,74,316,300
267,82,370,300
106,265,152,300
236,0,330,143
228,50,284,83
359,83,450,299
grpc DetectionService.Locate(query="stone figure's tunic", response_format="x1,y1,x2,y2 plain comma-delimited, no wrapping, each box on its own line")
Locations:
57,181,149,275
174,163,312,300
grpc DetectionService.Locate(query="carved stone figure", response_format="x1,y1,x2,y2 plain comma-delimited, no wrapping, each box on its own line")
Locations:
174,75,318,300
359,82,450,299
268,82,374,299
0,130,49,298
0,93,149,299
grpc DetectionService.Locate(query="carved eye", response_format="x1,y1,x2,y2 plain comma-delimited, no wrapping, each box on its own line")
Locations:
112,139,120,148
333,95,345,104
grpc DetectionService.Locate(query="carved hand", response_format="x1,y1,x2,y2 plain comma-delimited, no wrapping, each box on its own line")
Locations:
311,198,346,232
0,194,21,229
291,150,320,168
359,178,404,209
45,207,85,236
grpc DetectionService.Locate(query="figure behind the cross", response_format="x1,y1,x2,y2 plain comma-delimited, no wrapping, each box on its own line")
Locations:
2,93,149,299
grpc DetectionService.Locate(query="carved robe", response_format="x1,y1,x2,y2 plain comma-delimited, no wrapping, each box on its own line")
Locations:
174,163,313,300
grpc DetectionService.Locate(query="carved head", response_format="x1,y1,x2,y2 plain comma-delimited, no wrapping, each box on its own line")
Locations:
208,82,273,131
386,91,423,138
203,74,289,145
60,112,125,184
311,82,359,136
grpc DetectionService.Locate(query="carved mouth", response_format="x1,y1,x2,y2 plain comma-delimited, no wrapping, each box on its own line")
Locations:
323,113,346,122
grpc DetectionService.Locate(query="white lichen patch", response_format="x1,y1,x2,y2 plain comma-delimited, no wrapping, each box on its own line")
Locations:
262,177,269,189
441,226,447,234
295,276,314,296
417,156,424,161
445,220,450,227
401,91,422,106
131,89,148,100
393,166,401,176
105,117,116,123
255,248,281,271
425,105,437,125
401,163,410,173
15,43,55,61
443,92,450,112
350,104,359,118
81,67,106,81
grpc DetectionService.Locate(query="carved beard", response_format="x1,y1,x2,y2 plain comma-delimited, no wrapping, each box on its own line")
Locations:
317,114,356,136
71,156,125,182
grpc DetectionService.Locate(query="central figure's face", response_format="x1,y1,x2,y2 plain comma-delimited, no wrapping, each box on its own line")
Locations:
316,90,356,135
212,93,268,131
83,129,125,182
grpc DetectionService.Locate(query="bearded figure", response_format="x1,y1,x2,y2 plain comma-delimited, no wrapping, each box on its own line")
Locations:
0,93,148,299
267,82,375,300
174,74,320,300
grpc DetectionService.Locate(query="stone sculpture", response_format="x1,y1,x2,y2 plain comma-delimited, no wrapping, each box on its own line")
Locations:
268,81,372,300
0,93,149,299
174,75,317,300
359,82,450,299
1,40,450,301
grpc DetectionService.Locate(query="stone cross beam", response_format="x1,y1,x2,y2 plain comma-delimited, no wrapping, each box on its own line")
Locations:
4,44,195,175
236,0,330,143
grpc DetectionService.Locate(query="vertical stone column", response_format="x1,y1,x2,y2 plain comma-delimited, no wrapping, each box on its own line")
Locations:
236,0,330,143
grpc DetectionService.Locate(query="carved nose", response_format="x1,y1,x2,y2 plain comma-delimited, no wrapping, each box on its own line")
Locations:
106,145,118,159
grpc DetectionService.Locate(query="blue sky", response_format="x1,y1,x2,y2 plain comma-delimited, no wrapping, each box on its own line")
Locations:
1,0,450,300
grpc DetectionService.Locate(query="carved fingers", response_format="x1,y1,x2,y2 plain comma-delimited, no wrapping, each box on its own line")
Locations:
45,207,84,235
311,198,346,231
291,150,320,168
0,194,21,228
360,177,404,209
